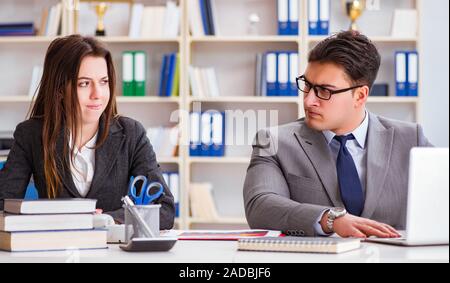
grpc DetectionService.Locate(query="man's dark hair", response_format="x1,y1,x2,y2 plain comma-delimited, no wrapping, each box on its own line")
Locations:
308,30,381,89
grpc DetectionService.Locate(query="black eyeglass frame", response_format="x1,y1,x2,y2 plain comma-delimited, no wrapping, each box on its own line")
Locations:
296,75,366,101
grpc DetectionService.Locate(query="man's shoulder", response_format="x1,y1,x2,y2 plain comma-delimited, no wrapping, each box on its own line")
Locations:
372,114,420,133
262,118,308,136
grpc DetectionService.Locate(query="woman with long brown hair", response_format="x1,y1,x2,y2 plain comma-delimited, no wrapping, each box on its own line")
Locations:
0,35,175,229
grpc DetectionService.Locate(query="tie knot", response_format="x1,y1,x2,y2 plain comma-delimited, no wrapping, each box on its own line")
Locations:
334,134,355,145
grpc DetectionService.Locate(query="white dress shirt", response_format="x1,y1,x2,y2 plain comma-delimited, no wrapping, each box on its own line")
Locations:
69,132,98,198
314,111,370,235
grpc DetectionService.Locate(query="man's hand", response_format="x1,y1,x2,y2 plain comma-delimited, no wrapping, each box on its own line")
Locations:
320,212,401,238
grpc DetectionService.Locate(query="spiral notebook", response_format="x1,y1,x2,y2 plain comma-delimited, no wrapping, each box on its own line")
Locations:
238,237,361,254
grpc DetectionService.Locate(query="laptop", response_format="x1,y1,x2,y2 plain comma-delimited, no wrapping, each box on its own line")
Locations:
366,147,449,246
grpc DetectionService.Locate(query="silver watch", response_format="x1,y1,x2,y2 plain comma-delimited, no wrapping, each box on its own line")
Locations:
326,207,347,232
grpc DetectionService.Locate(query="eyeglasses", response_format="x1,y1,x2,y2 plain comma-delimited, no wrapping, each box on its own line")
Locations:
296,75,365,101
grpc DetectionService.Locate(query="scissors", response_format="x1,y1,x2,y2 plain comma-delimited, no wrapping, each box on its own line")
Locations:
128,175,165,205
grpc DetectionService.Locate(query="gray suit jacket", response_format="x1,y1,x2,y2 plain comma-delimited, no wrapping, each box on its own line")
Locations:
0,116,175,229
244,112,432,236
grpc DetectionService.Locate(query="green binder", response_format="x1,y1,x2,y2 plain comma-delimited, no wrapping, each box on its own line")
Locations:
133,51,147,96
171,53,180,97
122,51,134,96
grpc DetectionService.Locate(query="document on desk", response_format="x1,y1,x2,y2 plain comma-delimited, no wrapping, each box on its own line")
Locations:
162,230,283,241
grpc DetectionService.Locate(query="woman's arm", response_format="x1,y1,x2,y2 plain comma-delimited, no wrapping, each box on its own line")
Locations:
0,123,33,210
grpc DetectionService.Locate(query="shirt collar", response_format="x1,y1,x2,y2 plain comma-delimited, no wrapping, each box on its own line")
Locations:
322,110,369,149
69,131,98,152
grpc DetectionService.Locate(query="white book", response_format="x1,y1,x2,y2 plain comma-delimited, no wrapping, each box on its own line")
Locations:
45,5,55,36
49,3,62,36
28,66,43,98
205,68,220,97
4,199,97,215
195,68,206,98
188,0,204,36
129,3,144,38
163,1,180,38
188,66,200,97
0,212,94,232
141,6,166,38
391,9,418,38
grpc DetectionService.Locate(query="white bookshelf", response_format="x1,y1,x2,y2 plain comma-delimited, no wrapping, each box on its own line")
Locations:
0,0,423,230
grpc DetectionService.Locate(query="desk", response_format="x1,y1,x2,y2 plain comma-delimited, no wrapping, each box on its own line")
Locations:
0,241,448,263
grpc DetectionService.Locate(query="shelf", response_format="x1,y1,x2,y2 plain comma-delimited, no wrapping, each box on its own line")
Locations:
117,96,180,104
307,36,418,44
189,157,251,165
157,157,180,164
367,96,419,103
0,96,33,103
189,96,299,104
0,36,180,44
189,36,300,44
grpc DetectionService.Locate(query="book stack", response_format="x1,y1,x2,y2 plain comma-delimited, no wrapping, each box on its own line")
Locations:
308,0,330,36
0,199,107,252
0,22,35,37
395,51,419,97
129,1,180,38
256,52,299,97
158,53,180,97
122,51,147,96
188,66,220,98
189,183,219,221
188,0,220,36
189,112,225,157
146,126,180,158
278,0,299,35
162,172,180,218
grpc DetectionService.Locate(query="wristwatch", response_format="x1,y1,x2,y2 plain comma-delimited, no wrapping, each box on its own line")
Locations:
326,207,347,232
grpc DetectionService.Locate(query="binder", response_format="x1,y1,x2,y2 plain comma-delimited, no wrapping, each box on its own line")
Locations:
278,52,289,96
170,54,180,97
201,112,213,156
395,52,408,97
190,112,202,157
407,51,419,97
158,55,169,97
266,52,278,97
169,173,180,218
122,51,134,96
308,0,319,35
165,53,177,97
289,52,299,96
133,51,146,96
288,0,299,35
199,0,211,35
318,0,330,35
278,0,289,35
211,112,225,157
205,0,215,35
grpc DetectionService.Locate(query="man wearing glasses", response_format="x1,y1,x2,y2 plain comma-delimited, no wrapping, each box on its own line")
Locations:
244,31,432,238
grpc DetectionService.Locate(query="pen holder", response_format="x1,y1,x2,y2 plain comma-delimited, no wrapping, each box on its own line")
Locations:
124,204,161,243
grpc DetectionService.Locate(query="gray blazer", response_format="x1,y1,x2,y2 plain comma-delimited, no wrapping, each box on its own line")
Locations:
244,112,432,236
0,116,175,229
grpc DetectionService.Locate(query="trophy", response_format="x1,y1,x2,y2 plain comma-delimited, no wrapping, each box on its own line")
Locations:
94,2,108,36
343,0,366,31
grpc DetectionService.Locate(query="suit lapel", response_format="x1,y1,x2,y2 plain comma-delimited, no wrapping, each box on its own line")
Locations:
87,118,125,198
55,130,82,198
294,122,344,207
361,113,394,219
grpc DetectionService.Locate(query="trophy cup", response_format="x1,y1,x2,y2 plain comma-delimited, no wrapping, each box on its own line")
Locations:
94,2,108,36
343,0,366,31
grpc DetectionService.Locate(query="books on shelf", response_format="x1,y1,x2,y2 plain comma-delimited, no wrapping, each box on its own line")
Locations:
189,0,220,36
122,51,147,96
395,51,419,97
238,237,361,254
146,126,180,158
391,9,418,38
0,199,106,252
278,0,299,35
188,66,220,98
0,22,35,37
190,112,225,157
158,53,181,97
129,1,180,38
189,183,219,220
162,172,180,217
308,0,330,36
257,51,299,97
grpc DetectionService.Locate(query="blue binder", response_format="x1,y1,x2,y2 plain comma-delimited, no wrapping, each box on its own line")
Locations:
199,0,211,35
190,112,202,157
201,112,213,156
407,51,419,97
288,0,299,35
308,0,319,35
289,52,299,96
165,54,177,97
278,52,290,96
395,51,408,97
158,55,168,97
278,0,289,35
266,52,279,97
210,112,225,157
318,0,330,35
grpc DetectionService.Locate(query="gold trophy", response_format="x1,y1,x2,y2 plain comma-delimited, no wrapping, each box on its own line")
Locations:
94,2,108,36
343,0,366,31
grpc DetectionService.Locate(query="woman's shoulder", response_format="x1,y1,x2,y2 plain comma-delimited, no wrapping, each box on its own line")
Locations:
14,118,43,136
113,115,146,135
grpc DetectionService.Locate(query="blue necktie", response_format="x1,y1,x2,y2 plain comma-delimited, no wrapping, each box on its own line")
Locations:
335,134,365,216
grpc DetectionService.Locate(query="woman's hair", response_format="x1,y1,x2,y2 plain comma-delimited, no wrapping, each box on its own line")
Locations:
29,35,117,198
